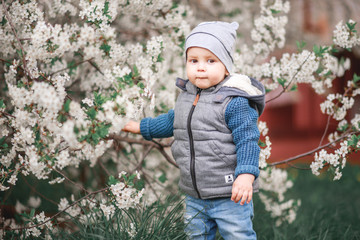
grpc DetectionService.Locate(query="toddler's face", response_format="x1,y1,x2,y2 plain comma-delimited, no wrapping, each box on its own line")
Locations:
186,47,228,89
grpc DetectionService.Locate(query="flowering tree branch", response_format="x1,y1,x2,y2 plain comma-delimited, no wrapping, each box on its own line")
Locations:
1,0,31,80
269,131,355,166
266,52,312,103
7,187,109,231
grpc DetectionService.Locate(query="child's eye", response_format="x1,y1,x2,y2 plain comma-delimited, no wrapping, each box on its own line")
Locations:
189,59,197,63
207,59,215,63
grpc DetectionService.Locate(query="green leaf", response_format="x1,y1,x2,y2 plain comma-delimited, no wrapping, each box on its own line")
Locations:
347,135,359,148
270,9,281,14
97,125,110,138
171,2,179,9
94,92,106,106
0,99,4,109
313,45,329,58
0,136,6,145
86,107,97,120
157,54,164,62
158,172,167,183
134,179,145,190
277,78,286,87
100,43,111,55
346,21,357,33
290,84,298,92
315,65,324,74
108,175,119,185
67,60,77,75
137,82,145,89
133,65,139,77
30,209,35,218
353,73,360,84
296,40,306,52
337,123,349,132
258,140,266,147
0,16,7,26
103,2,109,15
64,99,71,113
92,132,100,143
16,49,23,58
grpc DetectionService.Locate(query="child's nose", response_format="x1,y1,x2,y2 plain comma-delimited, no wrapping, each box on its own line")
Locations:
197,62,206,71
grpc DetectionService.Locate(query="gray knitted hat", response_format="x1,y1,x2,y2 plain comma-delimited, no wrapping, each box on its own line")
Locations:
185,21,239,73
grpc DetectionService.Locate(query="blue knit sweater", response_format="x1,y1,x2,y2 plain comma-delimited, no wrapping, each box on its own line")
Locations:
140,96,260,178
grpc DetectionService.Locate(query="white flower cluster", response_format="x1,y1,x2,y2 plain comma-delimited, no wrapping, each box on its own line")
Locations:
258,121,271,168
333,20,360,49
29,21,71,64
320,93,355,121
46,0,78,18
25,212,53,239
58,196,81,218
251,0,290,57
259,193,300,226
109,173,144,210
79,0,118,28
100,200,116,220
311,141,349,180
259,167,300,226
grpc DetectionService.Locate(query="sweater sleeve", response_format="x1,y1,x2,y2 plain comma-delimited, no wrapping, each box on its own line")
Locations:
225,97,260,179
140,109,174,141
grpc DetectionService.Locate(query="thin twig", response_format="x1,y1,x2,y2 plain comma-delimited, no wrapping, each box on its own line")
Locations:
318,115,331,147
269,131,354,166
266,52,312,104
49,58,95,76
109,135,177,168
97,158,111,176
130,145,154,174
319,86,354,147
21,175,58,205
77,52,103,75
50,167,90,194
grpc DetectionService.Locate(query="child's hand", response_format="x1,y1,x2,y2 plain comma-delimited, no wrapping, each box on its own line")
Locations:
231,173,255,205
122,121,141,134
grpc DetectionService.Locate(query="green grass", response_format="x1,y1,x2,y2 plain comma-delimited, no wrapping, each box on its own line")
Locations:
253,165,360,240
2,166,360,239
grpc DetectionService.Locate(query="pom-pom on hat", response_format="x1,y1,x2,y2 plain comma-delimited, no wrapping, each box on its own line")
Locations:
185,21,239,73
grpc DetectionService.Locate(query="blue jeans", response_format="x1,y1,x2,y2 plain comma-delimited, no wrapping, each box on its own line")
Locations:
184,195,256,240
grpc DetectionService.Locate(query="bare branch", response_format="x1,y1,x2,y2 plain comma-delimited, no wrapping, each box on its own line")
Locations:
50,167,90,194
108,135,178,168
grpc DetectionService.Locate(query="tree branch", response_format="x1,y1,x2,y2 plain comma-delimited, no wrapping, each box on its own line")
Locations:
1,0,32,80
8,187,108,231
266,52,312,103
269,132,354,166
108,135,178,168
50,167,90,194
49,58,95,76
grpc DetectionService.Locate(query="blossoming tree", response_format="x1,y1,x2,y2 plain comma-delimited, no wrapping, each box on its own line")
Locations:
0,0,359,238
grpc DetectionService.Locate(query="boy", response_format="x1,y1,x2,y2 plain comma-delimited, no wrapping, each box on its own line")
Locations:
123,21,265,239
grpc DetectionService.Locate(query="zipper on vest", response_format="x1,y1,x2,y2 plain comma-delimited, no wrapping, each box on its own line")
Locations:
187,88,202,198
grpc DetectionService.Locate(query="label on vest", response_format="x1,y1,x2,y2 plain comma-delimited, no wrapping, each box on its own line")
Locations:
225,174,234,183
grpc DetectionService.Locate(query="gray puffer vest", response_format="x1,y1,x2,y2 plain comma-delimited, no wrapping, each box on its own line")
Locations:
171,74,265,199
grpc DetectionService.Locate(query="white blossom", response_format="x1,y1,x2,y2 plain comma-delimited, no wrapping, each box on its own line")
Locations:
333,20,360,49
